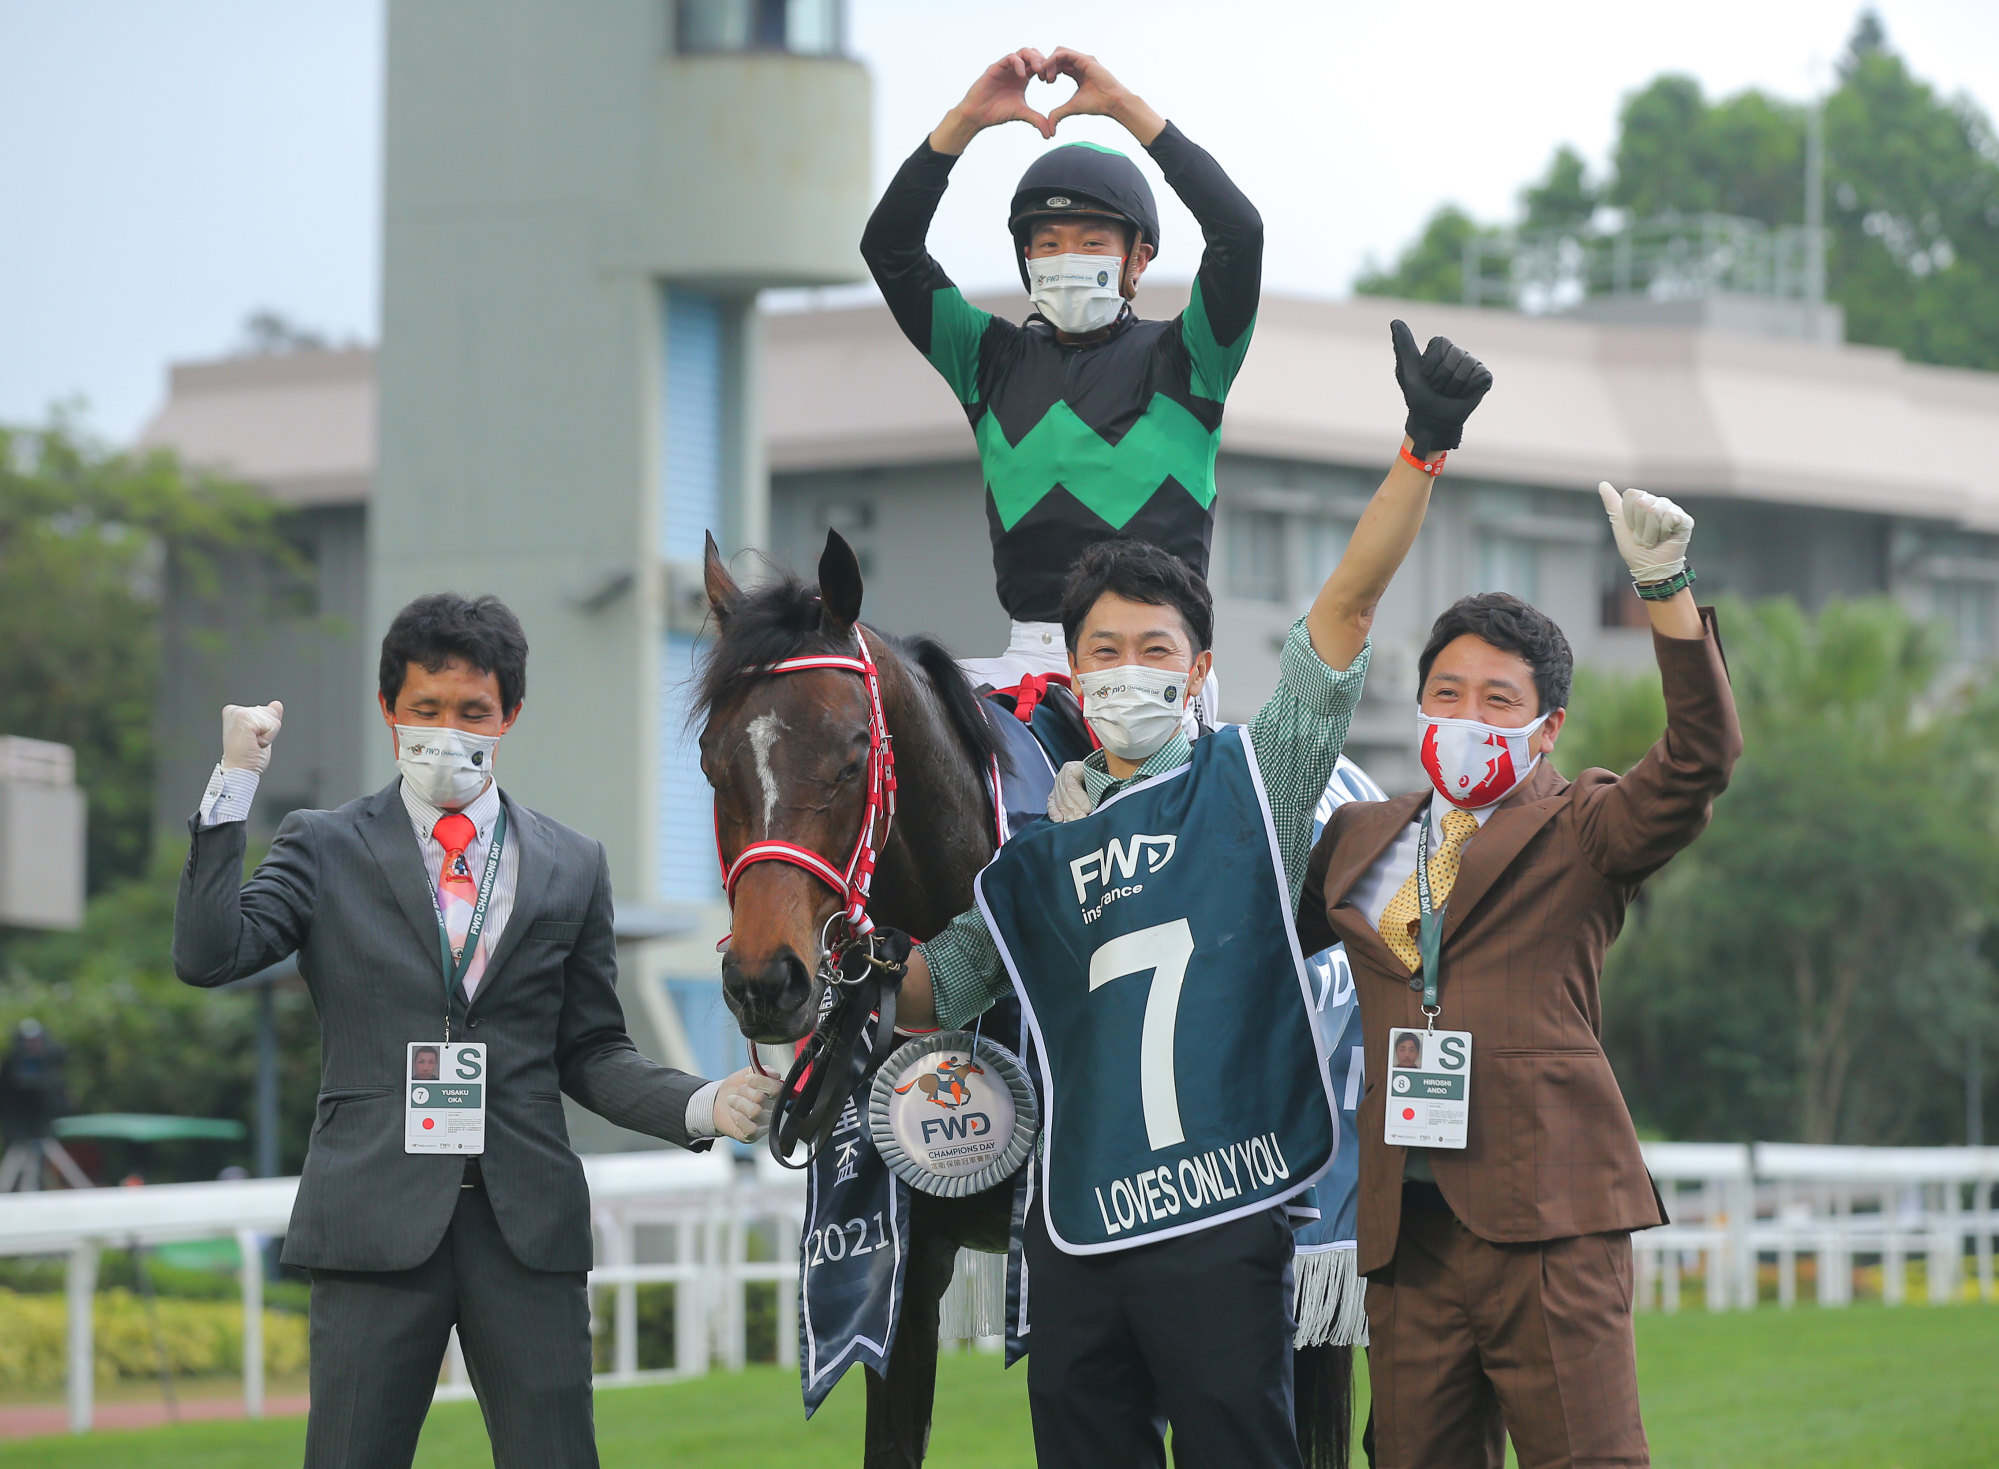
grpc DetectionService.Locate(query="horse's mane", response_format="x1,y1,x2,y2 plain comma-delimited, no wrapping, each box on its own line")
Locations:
695,570,1009,777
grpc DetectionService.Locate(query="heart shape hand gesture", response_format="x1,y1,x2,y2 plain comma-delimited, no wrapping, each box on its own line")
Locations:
938,48,1156,153
956,47,1058,139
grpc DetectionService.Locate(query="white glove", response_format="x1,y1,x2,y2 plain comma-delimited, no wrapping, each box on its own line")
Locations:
221,701,285,773
1047,760,1092,823
1597,482,1694,584
711,1066,782,1143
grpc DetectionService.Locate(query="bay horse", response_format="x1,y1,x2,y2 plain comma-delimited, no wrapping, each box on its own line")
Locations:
697,529,1015,1464
696,529,1354,1469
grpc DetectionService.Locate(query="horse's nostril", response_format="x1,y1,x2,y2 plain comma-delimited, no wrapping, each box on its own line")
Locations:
768,952,812,1013
722,947,815,1027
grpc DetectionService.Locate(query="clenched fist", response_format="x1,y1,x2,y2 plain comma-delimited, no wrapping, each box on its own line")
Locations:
1597,483,1694,584
221,702,285,774
711,1066,782,1143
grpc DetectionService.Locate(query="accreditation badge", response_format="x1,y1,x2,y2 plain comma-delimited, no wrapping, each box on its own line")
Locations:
405,1041,487,1154
868,1032,1039,1197
1382,1026,1471,1149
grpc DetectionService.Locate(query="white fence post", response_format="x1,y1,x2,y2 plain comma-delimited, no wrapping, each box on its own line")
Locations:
776,1212,800,1370
674,1215,704,1377
1978,1170,1994,1303
66,1241,97,1434
236,1228,264,1419
614,1215,638,1378
1930,1183,1958,1304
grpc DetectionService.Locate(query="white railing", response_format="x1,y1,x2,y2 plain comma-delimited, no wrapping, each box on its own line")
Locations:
3,1143,1994,1434
0,1150,804,1434
1636,1142,1999,1313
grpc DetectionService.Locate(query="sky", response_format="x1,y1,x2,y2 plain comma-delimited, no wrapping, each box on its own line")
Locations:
6,0,1999,440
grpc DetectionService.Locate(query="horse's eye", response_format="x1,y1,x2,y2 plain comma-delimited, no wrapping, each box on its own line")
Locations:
837,761,863,782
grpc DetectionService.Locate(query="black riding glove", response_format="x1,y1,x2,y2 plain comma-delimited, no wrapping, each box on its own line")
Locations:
1391,318,1494,459
838,925,914,989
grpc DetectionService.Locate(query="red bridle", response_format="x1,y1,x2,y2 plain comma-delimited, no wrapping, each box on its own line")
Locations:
717,627,897,940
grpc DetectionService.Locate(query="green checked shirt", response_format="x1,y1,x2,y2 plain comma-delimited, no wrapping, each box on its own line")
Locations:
924,619,1371,1028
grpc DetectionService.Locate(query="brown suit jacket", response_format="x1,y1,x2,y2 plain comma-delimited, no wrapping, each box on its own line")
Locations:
1300,611,1742,1275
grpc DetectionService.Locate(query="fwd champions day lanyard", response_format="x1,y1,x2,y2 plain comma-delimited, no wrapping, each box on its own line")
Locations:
1383,804,1473,1150
405,808,505,1155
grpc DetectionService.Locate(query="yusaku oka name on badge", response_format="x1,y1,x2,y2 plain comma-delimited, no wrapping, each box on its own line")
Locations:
406,1041,487,1154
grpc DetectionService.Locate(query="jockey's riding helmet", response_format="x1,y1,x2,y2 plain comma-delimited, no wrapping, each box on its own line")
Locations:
1007,143,1161,289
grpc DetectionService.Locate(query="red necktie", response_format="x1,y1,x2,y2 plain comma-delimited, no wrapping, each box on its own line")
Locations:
433,812,484,992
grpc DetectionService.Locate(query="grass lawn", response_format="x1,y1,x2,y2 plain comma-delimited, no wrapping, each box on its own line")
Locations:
1,1304,1992,1467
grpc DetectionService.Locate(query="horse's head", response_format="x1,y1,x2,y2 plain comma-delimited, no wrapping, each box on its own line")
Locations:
699,530,878,1043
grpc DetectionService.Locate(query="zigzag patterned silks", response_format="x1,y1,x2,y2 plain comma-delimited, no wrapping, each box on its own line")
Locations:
976,393,1221,532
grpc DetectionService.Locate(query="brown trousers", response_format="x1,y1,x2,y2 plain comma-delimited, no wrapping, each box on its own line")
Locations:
1365,1196,1648,1469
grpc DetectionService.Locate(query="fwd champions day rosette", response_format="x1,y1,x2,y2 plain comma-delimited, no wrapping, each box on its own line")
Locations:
868,1032,1039,1198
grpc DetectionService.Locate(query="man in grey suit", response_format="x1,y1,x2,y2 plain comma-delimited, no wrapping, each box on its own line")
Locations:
175,592,779,1468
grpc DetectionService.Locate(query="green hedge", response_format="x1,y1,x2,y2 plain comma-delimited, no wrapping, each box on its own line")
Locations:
0,1288,308,1390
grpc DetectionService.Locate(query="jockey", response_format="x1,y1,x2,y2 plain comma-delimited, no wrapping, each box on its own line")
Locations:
860,47,1260,724
886,327,1493,1469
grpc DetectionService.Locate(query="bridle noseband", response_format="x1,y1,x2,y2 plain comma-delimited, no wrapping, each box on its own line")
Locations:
716,625,897,953
714,626,904,1167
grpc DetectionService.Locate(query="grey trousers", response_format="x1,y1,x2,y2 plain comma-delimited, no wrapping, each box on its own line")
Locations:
301,1179,597,1469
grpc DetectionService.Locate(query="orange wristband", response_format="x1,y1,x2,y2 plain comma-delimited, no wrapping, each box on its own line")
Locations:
1400,446,1446,476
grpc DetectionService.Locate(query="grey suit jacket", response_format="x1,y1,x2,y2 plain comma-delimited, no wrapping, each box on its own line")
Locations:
174,781,708,1274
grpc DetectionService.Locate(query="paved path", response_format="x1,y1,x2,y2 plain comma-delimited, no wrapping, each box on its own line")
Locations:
0,1392,310,1439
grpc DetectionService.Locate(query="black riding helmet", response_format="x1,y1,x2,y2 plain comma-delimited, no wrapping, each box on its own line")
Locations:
1007,142,1160,290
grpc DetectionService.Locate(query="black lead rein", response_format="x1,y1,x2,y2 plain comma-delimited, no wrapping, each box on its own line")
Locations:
767,931,911,1169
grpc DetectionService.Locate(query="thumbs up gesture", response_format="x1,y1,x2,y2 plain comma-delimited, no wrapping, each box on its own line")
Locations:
221,702,285,774
1596,483,1694,585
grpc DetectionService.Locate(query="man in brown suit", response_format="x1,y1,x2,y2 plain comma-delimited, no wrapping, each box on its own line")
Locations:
1299,483,1741,1468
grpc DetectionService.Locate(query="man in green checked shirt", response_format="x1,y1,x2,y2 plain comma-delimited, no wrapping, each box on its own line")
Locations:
883,322,1493,1469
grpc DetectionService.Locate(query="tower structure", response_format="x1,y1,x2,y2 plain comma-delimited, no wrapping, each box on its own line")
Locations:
372,0,871,1017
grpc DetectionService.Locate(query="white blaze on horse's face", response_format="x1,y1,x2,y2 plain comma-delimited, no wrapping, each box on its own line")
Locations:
746,712,788,836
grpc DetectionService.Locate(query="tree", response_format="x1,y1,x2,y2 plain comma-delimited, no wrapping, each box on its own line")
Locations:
1823,18,1999,372
1610,77,1804,225
0,417,283,896
1352,205,1492,305
0,845,322,1180
1355,12,1999,373
1558,598,1999,1145
1521,145,1598,233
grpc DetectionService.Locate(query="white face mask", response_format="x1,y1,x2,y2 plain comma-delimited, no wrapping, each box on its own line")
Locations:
395,724,501,809
1028,253,1126,335
1075,663,1193,762
1417,710,1552,810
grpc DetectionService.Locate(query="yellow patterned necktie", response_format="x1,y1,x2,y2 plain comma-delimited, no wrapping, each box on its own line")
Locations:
1377,808,1481,972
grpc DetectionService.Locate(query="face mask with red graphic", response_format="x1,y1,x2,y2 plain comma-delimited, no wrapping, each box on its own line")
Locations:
1417,709,1552,810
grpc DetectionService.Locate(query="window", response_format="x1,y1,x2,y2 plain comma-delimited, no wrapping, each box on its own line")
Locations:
1225,504,1355,606
1933,579,1996,663
1227,509,1286,602
676,0,844,56
1475,535,1539,602
1301,517,1352,595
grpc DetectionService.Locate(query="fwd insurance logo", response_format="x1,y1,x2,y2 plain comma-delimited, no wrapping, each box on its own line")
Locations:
1070,835,1176,923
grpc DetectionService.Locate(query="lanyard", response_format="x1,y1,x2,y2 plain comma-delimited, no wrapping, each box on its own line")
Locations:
430,807,507,1042
1412,803,1444,1027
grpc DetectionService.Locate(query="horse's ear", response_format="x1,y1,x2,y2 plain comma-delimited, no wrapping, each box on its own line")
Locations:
817,529,863,632
703,532,742,627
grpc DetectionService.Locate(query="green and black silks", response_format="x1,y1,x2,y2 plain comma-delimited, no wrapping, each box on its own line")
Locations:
860,123,1262,624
